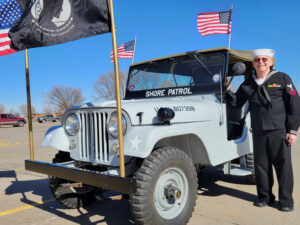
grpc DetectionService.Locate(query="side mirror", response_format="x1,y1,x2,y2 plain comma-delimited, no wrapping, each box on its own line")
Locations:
232,62,246,76
225,62,246,92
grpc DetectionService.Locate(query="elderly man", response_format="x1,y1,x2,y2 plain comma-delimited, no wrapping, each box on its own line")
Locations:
227,49,300,212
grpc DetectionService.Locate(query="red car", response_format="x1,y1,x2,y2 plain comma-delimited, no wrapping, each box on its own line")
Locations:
0,114,27,127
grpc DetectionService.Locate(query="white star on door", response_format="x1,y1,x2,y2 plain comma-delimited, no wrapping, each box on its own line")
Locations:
130,136,142,150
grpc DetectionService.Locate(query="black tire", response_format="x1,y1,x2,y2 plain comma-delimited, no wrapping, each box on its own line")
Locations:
246,154,256,184
48,151,97,209
131,147,198,225
18,121,24,127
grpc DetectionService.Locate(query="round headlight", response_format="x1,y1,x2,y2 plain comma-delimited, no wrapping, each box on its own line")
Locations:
107,112,127,138
64,114,80,136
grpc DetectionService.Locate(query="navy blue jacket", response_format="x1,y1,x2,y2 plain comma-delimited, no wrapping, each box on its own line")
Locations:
228,71,300,133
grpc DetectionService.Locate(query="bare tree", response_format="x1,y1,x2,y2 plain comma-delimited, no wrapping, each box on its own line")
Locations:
44,105,54,114
0,104,5,113
8,108,14,114
19,104,37,117
94,71,128,100
14,112,21,118
7,108,21,117
48,86,85,114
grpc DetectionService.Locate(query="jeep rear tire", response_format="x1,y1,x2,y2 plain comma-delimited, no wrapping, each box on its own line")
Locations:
131,147,198,225
48,151,97,209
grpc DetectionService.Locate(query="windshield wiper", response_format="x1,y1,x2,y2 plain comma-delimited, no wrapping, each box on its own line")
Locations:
193,55,212,75
170,63,178,87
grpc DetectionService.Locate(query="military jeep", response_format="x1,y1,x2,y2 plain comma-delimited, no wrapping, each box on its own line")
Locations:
26,47,255,225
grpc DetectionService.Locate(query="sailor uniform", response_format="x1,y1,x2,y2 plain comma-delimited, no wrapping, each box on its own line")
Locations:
227,70,300,207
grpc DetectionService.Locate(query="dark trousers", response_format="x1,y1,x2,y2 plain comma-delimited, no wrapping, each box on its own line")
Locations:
253,129,294,207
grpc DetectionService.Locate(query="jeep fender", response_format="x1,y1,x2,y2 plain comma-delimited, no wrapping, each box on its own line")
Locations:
123,118,253,166
41,125,70,152
123,121,212,161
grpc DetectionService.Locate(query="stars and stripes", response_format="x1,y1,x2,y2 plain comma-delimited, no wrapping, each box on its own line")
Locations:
110,40,135,62
0,0,22,56
197,10,232,36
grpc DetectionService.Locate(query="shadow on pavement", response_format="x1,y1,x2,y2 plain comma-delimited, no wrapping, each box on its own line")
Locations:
0,170,17,178
197,167,281,209
4,166,272,224
3,171,133,225
197,166,257,202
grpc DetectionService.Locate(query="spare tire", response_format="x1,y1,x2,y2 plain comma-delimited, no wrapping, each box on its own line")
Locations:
48,151,98,209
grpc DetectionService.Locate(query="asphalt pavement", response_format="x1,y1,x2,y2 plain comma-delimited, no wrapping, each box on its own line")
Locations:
0,122,299,225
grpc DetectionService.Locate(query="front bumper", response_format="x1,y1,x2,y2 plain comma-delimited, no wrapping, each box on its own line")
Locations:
25,160,136,194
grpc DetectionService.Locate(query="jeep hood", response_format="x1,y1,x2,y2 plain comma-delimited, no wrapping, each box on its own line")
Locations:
80,96,221,125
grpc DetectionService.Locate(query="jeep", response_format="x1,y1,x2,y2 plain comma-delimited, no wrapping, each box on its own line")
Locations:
26,47,255,225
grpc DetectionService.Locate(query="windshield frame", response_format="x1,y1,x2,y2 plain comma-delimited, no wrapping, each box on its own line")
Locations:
125,50,229,100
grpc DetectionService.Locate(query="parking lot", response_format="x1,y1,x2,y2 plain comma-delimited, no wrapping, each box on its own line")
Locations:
0,122,299,225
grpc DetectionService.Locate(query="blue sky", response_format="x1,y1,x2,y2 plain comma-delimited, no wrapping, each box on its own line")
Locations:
1,0,300,114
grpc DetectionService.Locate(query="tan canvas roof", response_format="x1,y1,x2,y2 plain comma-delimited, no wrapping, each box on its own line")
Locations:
132,47,253,65
132,47,275,77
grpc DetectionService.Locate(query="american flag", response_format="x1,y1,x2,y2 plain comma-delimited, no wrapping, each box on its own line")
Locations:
197,11,232,36
110,40,135,62
0,0,22,56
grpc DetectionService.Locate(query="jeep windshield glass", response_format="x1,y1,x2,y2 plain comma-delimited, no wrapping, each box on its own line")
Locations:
126,52,226,99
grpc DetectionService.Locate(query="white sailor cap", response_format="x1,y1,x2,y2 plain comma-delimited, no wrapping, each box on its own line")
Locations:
252,49,275,59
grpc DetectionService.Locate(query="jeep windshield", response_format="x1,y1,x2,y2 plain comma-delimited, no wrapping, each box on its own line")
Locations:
125,51,226,99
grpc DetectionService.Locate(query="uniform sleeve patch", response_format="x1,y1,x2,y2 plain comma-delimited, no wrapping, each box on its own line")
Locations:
289,90,296,95
287,83,296,95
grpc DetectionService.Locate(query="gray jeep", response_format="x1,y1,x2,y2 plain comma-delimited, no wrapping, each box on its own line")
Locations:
27,47,255,225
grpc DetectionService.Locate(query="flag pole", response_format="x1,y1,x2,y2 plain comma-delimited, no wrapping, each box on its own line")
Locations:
25,49,34,161
228,4,233,49
108,0,125,177
132,36,136,64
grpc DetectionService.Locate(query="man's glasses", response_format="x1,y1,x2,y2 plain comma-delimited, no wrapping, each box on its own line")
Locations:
254,57,269,63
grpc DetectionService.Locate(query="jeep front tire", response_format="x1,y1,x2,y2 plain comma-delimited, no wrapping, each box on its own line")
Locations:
131,147,198,225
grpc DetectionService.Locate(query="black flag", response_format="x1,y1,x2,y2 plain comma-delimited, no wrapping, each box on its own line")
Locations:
9,0,111,50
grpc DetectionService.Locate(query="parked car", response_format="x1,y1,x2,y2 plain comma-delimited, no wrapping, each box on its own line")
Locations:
0,114,26,127
38,114,59,123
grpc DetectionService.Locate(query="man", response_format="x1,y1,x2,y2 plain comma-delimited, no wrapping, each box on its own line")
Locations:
227,49,300,212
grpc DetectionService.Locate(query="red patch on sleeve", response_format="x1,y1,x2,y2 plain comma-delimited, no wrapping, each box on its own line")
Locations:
289,90,296,95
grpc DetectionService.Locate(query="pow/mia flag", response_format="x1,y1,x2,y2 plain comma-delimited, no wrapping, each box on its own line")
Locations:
8,0,111,50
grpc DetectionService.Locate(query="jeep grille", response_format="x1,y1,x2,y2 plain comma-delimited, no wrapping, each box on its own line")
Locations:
78,111,109,162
